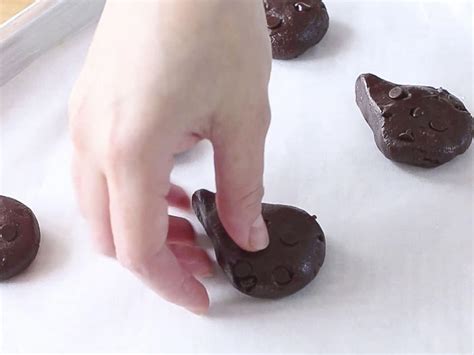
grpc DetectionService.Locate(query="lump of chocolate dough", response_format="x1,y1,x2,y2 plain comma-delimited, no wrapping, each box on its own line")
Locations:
264,0,329,60
355,73,473,168
192,189,326,299
0,196,41,280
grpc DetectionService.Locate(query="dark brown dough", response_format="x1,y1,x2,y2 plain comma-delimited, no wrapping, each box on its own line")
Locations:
264,0,329,60
0,196,41,280
355,73,473,167
192,189,326,299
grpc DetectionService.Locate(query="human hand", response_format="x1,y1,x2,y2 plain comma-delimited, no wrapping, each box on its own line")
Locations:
69,0,272,314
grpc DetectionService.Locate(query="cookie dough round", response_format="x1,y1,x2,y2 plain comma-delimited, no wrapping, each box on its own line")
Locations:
0,196,41,280
264,0,329,60
192,189,326,299
356,73,473,167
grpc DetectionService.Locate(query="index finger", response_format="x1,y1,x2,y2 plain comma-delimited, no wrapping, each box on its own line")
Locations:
106,148,209,313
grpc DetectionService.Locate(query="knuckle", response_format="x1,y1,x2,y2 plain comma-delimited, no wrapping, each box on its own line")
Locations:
104,112,150,172
104,135,139,171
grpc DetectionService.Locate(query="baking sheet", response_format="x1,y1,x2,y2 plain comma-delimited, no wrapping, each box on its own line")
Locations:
0,0,472,353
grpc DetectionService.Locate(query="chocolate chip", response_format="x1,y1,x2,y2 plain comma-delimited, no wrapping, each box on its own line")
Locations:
272,266,293,286
266,15,282,30
233,260,253,278
0,224,17,242
280,232,299,246
398,129,415,142
429,121,448,132
410,107,424,118
317,234,325,243
237,276,257,292
389,86,405,100
294,2,312,12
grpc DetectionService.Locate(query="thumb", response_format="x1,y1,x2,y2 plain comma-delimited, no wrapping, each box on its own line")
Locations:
211,105,270,252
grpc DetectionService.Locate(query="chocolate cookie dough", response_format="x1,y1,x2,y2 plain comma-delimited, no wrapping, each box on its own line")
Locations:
264,0,329,60
0,196,40,280
192,189,325,299
355,73,473,167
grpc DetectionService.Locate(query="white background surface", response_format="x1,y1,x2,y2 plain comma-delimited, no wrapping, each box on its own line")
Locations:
0,0,472,353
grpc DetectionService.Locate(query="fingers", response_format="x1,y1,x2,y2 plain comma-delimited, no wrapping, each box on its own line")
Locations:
166,184,191,210
212,103,271,252
166,216,196,246
73,154,115,256
106,149,209,313
107,150,172,263
137,245,210,314
167,216,213,277
169,244,213,278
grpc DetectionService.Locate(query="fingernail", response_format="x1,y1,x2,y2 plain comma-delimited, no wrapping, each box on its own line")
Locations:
189,306,208,316
191,262,214,278
249,214,270,251
181,276,210,315
179,195,191,210
198,266,214,278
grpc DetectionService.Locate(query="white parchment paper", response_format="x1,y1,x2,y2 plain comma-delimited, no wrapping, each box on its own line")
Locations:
0,1,472,353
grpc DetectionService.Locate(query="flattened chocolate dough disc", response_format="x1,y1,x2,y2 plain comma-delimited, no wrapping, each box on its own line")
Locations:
0,196,41,280
264,0,329,60
192,189,326,299
355,73,473,168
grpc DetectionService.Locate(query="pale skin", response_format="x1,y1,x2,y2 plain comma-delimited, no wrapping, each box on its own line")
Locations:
69,0,272,314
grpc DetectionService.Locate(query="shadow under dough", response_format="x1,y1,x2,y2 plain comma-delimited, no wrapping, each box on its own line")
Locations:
391,148,474,186
206,237,368,319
